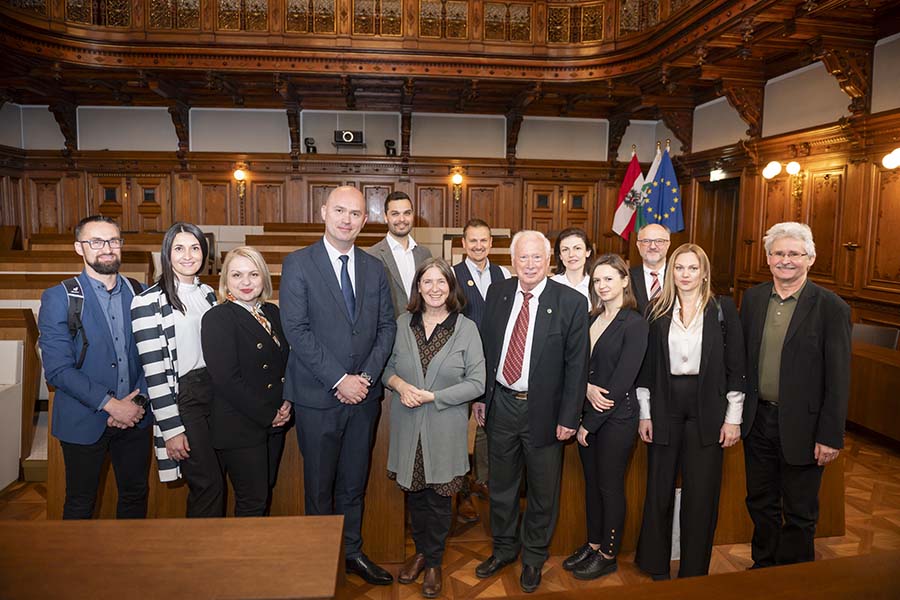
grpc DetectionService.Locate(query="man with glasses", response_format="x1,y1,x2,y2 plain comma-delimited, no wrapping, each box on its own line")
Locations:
472,230,588,593
739,221,850,567
629,224,671,314
38,215,149,519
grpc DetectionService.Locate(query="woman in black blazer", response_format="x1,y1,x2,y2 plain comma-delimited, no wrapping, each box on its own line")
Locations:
564,254,648,580
634,243,746,579
201,246,291,517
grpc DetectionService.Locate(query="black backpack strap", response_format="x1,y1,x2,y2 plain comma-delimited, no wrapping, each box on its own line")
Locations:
123,276,143,296
61,277,89,369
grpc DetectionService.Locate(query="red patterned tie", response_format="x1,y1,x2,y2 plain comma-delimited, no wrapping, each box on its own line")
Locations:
650,271,660,300
502,291,533,385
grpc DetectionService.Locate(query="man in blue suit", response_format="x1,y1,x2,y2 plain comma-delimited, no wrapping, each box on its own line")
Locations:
38,215,149,519
281,186,397,585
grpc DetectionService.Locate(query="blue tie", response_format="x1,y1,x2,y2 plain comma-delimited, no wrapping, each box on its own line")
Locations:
339,254,356,319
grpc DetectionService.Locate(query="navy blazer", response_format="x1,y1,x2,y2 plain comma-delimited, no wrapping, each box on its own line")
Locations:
481,277,589,448
38,271,148,445
202,301,290,449
280,239,397,409
639,297,746,447
740,281,851,465
581,308,648,433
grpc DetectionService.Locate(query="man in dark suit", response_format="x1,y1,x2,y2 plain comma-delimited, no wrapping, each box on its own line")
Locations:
453,218,511,503
369,191,432,318
38,215,149,520
280,186,397,585
472,230,589,593
740,221,851,568
629,224,671,314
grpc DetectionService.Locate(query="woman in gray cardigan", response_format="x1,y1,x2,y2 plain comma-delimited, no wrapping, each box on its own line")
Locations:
384,257,485,599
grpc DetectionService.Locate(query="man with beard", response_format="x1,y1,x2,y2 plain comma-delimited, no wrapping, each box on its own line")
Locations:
38,215,150,519
369,191,432,318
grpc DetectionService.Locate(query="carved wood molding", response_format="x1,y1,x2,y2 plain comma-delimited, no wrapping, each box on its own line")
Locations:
812,39,873,116
716,80,763,138
658,107,692,153
167,99,190,168
607,114,630,163
47,100,77,157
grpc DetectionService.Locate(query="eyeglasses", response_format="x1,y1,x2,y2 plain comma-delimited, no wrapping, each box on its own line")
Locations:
78,238,124,250
637,238,670,246
769,251,808,260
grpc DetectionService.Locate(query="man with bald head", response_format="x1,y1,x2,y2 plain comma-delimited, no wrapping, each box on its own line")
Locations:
472,230,589,593
629,224,671,314
281,185,397,585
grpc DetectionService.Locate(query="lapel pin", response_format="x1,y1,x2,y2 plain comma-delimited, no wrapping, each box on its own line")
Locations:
467,280,474,287
547,308,552,314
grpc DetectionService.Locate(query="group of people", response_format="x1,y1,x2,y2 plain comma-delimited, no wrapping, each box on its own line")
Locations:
38,184,850,597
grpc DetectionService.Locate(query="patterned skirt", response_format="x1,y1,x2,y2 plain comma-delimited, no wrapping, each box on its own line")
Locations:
388,437,465,497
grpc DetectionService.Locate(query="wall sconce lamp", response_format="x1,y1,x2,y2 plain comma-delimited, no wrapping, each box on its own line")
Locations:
233,164,248,221
451,170,464,203
762,160,805,202
882,148,900,170
762,160,782,179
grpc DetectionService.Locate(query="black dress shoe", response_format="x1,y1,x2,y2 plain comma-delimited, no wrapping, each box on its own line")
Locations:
573,551,617,580
520,564,542,593
650,572,671,581
562,543,593,571
345,554,394,585
475,555,515,579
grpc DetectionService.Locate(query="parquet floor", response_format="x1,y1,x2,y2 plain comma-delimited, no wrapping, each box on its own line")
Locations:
2,430,898,599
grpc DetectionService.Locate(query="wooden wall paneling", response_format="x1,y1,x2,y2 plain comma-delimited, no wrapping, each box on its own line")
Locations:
561,183,593,234
0,176,25,231
285,176,307,222
414,183,447,228
133,176,168,232
307,181,342,224
91,176,125,225
838,161,870,295
525,182,558,235
692,177,740,295
862,167,900,299
805,166,845,286
249,179,286,225
173,173,196,224
757,176,791,278
466,184,500,229
361,182,393,223
197,178,235,225
499,179,523,232
735,170,759,281
27,176,64,234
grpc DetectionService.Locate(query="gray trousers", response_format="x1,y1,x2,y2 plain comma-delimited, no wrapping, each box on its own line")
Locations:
487,386,564,567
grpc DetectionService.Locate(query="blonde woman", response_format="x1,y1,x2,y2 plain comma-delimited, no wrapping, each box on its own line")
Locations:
201,247,291,516
634,243,746,579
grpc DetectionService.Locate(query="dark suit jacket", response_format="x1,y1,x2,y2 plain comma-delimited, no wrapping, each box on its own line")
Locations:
629,265,651,316
582,308,648,433
740,281,851,465
38,271,148,445
640,297,746,447
481,277,589,448
201,301,290,449
368,237,432,318
280,239,397,409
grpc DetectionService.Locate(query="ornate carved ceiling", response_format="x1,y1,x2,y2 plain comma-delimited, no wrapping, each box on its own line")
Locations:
0,0,897,142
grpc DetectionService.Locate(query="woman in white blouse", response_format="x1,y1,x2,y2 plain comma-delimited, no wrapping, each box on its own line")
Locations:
550,227,593,309
132,222,222,517
633,243,746,580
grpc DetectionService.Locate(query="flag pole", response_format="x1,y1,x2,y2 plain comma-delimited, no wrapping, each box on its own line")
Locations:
632,144,637,156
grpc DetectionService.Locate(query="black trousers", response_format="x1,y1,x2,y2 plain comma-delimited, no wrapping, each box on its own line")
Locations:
218,429,286,517
177,368,225,518
744,401,824,567
295,399,379,559
487,386,564,568
636,375,723,578
578,404,638,556
407,488,453,567
60,424,151,520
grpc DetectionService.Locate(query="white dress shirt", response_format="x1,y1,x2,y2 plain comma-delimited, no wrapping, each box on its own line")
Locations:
386,233,418,300
322,236,356,295
172,279,212,377
637,296,744,424
551,272,591,310
465,257,511,299
643,264,666,299
496,278,547,392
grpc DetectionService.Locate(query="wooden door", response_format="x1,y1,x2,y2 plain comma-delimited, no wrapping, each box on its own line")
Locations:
693,178,740,295
560,184,593,233
525,183,558,235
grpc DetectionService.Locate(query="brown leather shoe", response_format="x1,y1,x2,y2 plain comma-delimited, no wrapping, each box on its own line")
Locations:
422,566,442,598
456,492,479,523
398,553,426,584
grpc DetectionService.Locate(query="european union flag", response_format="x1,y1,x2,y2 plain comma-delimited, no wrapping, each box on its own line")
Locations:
641,149,684,233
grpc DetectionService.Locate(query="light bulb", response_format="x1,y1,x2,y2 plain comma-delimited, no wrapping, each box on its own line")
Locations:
786,161,801,175
451,172,463,185
233,168,247,181
883,149,900,170
762,161,782,180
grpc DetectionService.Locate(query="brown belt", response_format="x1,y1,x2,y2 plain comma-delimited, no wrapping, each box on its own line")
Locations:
498,384,528,400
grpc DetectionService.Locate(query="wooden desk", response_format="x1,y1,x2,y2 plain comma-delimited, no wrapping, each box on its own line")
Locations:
0,516,344,600
537,551,900,599
0,309,42,462
850,342,900,442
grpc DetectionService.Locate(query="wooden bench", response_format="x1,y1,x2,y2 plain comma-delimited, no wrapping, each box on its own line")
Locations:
27,232,165,254
0,515,344,600
0,251,154,285
0,226,22,251
849,341,900,442
264,222,388,234
244,233,385,252
0,309,42,475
